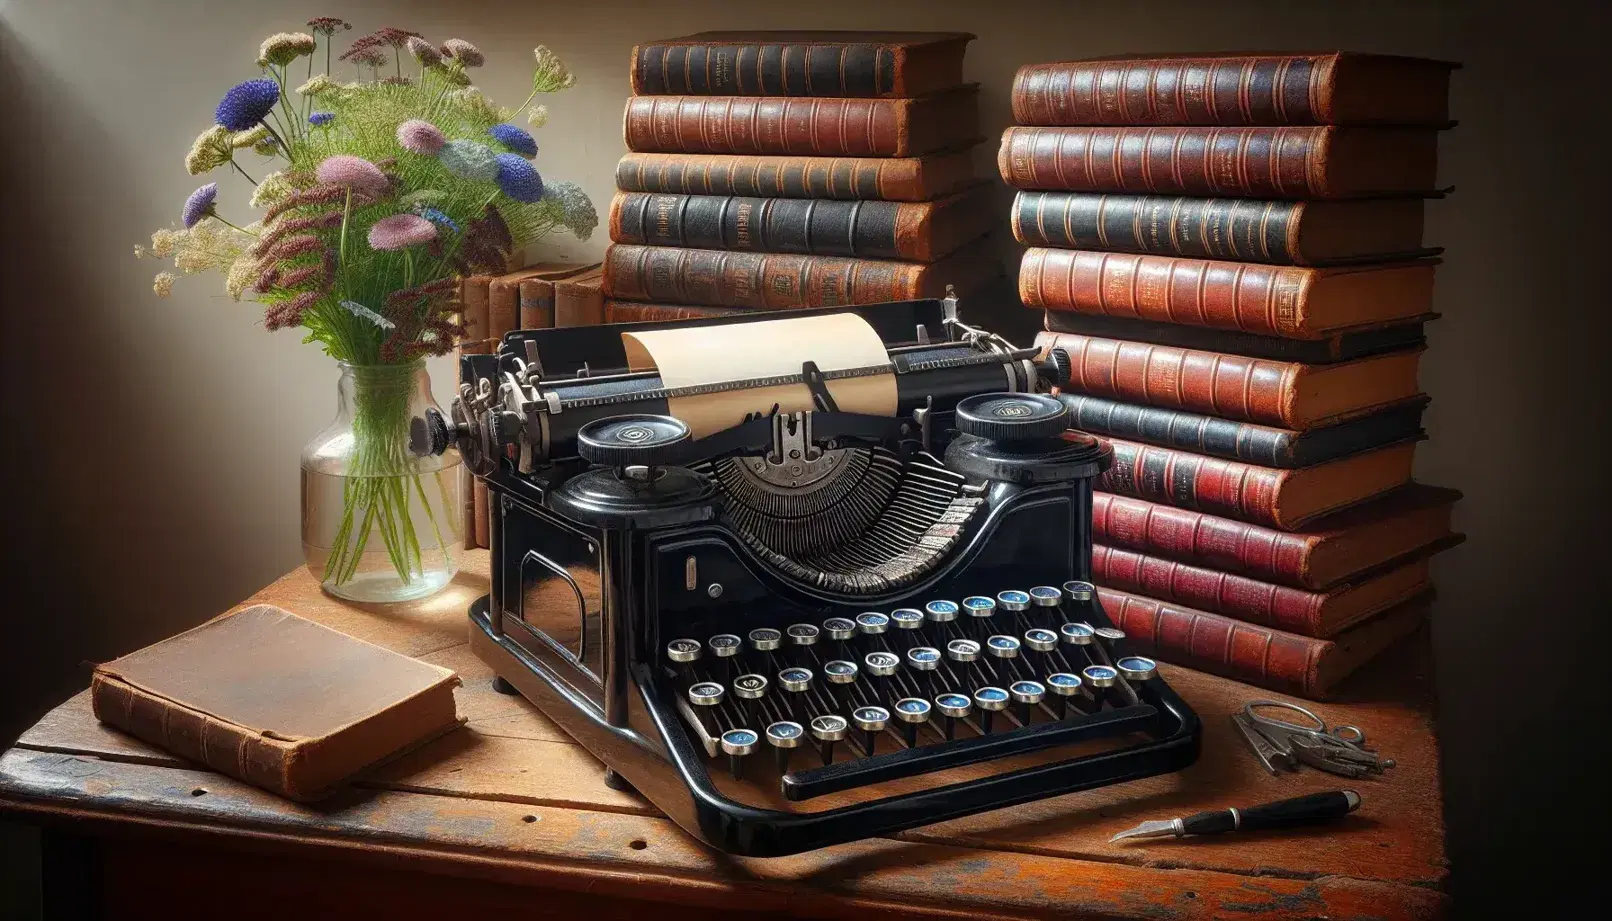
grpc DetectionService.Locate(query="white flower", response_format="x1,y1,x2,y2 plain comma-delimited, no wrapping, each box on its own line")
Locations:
527,104,549,127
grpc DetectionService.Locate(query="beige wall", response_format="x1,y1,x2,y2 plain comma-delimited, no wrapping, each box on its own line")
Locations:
2,0,1605,911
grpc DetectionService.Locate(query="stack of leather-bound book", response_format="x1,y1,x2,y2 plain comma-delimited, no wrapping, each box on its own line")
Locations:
1002,53,1463,698
602,31,999,322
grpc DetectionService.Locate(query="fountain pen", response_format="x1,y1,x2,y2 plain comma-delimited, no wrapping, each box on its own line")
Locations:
1110,790,1361,843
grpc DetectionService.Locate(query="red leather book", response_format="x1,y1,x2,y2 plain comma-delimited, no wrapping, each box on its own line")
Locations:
1011,53,1457,127
603,302,747,323
1091,486,1461,590
1039,331,1425,429
1021,249,1438,339
630,31,974,98
602,239,998,310
1098,437,1418,530
1093,543,1450,637
1099,587,1431,698
625,87,979,157
614,150,982,202
997,125,1441,199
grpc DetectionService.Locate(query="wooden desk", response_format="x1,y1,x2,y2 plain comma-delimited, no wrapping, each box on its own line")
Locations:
1,554,1447,919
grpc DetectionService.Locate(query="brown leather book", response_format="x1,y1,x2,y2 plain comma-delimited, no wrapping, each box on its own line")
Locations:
614,149,982,202
90,605,462,801
1022,249,1438,338
609,184,995,262
625,86,980,158
1098,437,1418,530
630,31,974,98
603,301,748,323
1011,193,1431,266
459,274,495,343
1012,53,1457,127
1092,485,1461,590
485,263,598,333
1099,587,1431,699
1093,542,1455,637
554,268,607,327
1040,331,1424,429
603,238,1000,310
998,125,1440,199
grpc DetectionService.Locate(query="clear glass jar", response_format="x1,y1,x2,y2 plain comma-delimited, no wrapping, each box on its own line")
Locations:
301,361,462,603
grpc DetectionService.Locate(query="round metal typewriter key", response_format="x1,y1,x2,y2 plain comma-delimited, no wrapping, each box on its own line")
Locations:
891,607,924,629
973,686,1010,734
962,596,996,639
1082,664,1119,708
1010,680,1047,726
1046,672,1084,719
986,635,1021,659
936,692,973,739
894,697,932,747
905,646,941,671
852,705,891,756
731,674,768,699
1116,656,1157,682
749,627,783,652
822,617,857,641
1062,580,1097,604
996,590,1031,612
863,651,900,676
787,623,820,647
1059,621,1096,646
810,714,848,764
947,638,981,663
665,638,702,664
855,612,890,636
720,728,759,780
1024,628,1058,652
766,720,804,773
823,660,859,684
708,634,742,657
1030,586,1062,608
1094,626,1126,647
688,682,725,707
924,600,960,623
778,667,814,693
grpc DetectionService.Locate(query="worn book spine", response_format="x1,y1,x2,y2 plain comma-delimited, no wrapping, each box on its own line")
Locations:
1039,331,1304,427
1098,586,1429,698
610,189,986,261
1095,544,1332,635
1100,438,1289,527
631,40,947,97
997,126,1431,198
603,301,747,323
605,244,935,309
1093,492,1317,587
459,275,494,343
614,151,977,202
519,278,556,329
1042,310,1431,364
487,276,521,340
1013,192,1328,264
1011,55,1454,126
624,90,977,157
1021,249,1329,337
1060,393,1302,467
554,273,606,327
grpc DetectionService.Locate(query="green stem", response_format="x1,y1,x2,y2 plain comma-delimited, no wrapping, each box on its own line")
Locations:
229,160,259,186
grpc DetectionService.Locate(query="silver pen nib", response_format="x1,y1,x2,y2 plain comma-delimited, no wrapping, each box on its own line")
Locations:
1109,817,1185,843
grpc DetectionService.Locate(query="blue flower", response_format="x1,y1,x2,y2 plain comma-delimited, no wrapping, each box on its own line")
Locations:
488,123,537,158
215,78,282,131
494,153,543,203
181,182,218,228
308,112,335,126
416,207,459,233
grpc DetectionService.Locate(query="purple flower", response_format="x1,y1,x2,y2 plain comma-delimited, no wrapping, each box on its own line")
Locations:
494,154,543,203
368,213,438,251
308,112,335,126
181,182,217,228
397,119,446,155
215,79,281,131
488,123,537,158
315,155,389,194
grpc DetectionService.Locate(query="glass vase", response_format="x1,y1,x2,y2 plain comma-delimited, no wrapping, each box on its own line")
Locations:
301,361,462,603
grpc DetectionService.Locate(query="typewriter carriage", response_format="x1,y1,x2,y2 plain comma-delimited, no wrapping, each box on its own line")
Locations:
435,297,1201,856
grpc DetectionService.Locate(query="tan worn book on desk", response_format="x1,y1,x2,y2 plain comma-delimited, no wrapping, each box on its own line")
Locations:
90,604,463,802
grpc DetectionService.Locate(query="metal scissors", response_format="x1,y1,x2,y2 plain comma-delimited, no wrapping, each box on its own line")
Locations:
1239,700,1395,778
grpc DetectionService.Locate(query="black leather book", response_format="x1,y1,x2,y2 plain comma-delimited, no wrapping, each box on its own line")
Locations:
1059,393,1429,468
1041,310,1432,364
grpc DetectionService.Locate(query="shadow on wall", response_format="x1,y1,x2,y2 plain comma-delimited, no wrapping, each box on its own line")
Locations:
0,26,270,745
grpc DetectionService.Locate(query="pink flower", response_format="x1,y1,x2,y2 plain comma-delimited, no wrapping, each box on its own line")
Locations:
314,155,388,193
368,213,438,251
396,119,446,155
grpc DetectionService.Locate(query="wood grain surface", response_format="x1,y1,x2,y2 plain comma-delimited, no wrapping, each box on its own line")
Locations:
1,553,1447,919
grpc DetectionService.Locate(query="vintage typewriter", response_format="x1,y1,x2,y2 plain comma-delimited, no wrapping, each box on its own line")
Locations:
412,295,1200,856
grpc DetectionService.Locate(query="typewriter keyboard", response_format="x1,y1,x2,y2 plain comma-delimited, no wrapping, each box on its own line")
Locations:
661,581,1159,780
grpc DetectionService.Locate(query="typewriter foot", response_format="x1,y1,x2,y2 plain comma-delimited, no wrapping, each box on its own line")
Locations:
603,768,637,794
492,675,520,696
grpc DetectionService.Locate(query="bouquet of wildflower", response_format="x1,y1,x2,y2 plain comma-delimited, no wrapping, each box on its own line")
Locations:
138,19,596,593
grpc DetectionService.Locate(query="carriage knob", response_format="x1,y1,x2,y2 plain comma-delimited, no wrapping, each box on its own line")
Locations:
576,414,691,468
953,392,1071,443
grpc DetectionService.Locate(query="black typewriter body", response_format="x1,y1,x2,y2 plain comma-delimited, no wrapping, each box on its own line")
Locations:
429,298,1201,856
